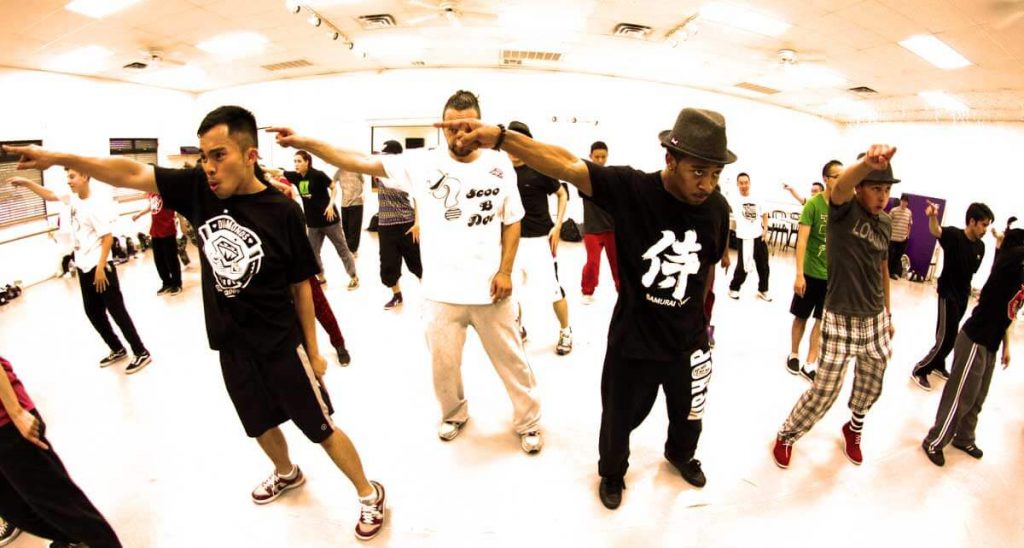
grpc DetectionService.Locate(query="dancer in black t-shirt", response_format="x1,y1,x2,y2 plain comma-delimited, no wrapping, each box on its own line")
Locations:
2,106,387,541
437,108,735,509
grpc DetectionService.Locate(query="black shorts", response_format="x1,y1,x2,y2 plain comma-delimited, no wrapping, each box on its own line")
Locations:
219,346,335,443
790,276,827,320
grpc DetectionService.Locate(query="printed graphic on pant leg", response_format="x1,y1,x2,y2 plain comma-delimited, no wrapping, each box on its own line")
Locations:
198,214,265,297
688,347,713,420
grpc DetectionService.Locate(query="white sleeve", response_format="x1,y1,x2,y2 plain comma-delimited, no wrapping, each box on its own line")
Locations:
88,200,116,237
500,159,525,225
380,152,417,195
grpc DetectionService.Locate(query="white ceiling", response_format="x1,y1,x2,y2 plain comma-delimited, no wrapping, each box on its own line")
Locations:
2,0,1023,123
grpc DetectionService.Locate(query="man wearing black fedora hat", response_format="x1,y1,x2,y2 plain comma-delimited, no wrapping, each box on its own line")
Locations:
434,107,734,508
773,144,898,469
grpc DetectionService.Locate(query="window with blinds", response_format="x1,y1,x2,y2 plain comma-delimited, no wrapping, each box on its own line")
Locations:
0,140,47,228
109,138,158,202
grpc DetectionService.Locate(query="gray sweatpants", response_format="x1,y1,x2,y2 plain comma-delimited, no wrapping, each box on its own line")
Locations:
924,331,997,452
308,222,357,277
424,298,541,434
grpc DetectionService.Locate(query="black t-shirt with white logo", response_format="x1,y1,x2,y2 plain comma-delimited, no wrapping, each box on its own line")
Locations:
585,161,729,360
937,226,985,305
962,247,1024,351
514,165,560,238
155,167,320,356
285,168,336,228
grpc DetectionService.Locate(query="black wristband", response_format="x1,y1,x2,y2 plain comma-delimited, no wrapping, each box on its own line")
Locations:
493,124,506,151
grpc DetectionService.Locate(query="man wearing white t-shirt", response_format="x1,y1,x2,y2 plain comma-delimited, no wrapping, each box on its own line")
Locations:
728,172,772,301
10,170,151,374
270,90,543,454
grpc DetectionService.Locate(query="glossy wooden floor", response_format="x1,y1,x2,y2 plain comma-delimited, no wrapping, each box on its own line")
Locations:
1,235,1021,548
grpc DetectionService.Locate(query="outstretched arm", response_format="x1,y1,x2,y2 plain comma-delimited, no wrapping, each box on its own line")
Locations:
783,183,805,205
268,129,386,179
2,144,157,193
434,119,594,196
925,201,942,238
831,145,897,205
6,177,60,202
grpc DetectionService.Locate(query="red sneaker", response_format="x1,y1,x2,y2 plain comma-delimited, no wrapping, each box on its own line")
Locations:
251,466,305,504
772,436,793,468
842,422,863,465
355,480,386,541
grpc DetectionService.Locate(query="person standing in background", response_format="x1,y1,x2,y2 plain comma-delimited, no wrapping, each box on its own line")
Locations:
335,165,366,256
580,141,620,304
132,192,183,295
376,140,423,310
728,172,771,301
888,194,913,280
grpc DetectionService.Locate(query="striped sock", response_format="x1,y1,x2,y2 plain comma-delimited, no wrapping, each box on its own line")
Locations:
850,412,865,433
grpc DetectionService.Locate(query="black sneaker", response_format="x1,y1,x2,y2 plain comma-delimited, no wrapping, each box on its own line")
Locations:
952,442,983,459
598,477,625,510
125,352,152,375
519,325,528,342
786,356,801,375
99,348,128,367
932,367,951,381
922,440,945,467
384,292,403,310
166,286,182,296
911,372,932,391
800,367,817,383
666,454,706,488
156,286,170,295
336,345,351,367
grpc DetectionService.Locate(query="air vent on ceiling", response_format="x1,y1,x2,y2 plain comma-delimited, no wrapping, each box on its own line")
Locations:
734,82,781,95
261,59,314,72
849,86,878,94
614,23,652,39
358,14,397,29
123,61,148,70
501,50,562,65
412,60,426,66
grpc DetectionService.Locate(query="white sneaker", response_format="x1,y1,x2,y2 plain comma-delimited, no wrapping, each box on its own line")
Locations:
582,294,595,305
728,290,740,299
757,291,773,302
438,420,466,441
556,329,572,355
520,431,543,454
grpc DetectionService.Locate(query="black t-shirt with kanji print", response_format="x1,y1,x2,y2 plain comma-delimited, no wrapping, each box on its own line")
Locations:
155,167,320,356
962,247,1024,352
585,161,729,360
284,167,337,228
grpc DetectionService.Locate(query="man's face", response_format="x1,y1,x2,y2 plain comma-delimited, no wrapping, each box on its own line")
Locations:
442,107,480,159
590,148,608,166
823,163,843,188
736,175,751,196
665,153,722,206
198,124,257,199
900,198,909,208
293,154,309,175
810,184,823,197
966,217,992,239
856,182,892,215
66,169,89,196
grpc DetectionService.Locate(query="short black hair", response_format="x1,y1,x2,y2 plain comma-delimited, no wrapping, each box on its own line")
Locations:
811,182,825,191
900,194,909,202
1002,228,1024,252
591,141,607,152
1007,216,1018,230
382,140,403,154
442,90,481,118
294,150,313,166
197,106,258,150
822,159,843,178
966,202,995,225
737,172,750,181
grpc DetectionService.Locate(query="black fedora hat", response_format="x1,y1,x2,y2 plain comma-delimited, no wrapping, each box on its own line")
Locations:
659,108,737,165
862,164,900,184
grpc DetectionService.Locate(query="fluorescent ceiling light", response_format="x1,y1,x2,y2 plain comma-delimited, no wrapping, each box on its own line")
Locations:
700,2,791,37
898,35,971,69
44,45,113,74
825,98,877,120
65,0,141,18
919,90,969,112
196,32,269,60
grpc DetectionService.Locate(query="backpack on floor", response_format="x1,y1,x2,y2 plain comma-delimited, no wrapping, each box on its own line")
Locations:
560,218,583,242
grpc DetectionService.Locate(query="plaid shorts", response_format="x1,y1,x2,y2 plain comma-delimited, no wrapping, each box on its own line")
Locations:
780,310,892,441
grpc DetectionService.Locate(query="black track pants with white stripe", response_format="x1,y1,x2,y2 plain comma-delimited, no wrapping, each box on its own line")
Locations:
914,296,967,376
924,331,997,451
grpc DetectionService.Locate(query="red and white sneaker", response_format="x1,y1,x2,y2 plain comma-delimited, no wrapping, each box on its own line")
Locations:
251,466,306,504
355,480,386,541
841,422,863,465
772,435,793,468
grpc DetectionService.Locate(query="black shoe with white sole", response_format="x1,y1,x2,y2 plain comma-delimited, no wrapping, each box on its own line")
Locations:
99,348,128,367
125,352,151,375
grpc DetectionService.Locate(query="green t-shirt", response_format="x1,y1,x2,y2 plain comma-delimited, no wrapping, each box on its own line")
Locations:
799,193,829,280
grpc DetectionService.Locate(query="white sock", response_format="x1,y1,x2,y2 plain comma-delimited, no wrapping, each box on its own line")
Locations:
789,353,799,360
359,484,379,504
279,465,298,480
561,327,571,334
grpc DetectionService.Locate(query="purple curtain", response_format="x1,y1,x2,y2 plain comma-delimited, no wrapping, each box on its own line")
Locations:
899,194,946,279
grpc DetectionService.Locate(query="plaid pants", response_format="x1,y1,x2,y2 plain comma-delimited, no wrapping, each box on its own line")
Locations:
779,310,892,442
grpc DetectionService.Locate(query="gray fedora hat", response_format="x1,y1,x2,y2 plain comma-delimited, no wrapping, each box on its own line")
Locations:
659,108,737,165
862,164,900,184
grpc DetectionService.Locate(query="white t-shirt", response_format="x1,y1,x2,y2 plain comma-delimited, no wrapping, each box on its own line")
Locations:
382,148,524,304
731,193,765,240
65,193,116,273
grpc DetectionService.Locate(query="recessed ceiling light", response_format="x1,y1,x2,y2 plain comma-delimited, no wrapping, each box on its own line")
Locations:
196,32,269,60
65,0,141,19
699,2,790,37
44,45,113,74
284,0,301,14
919,91,969,112
899,35,972,70
307,15,322,27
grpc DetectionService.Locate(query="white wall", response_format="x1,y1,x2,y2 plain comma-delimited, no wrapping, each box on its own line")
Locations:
0,69,196,286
